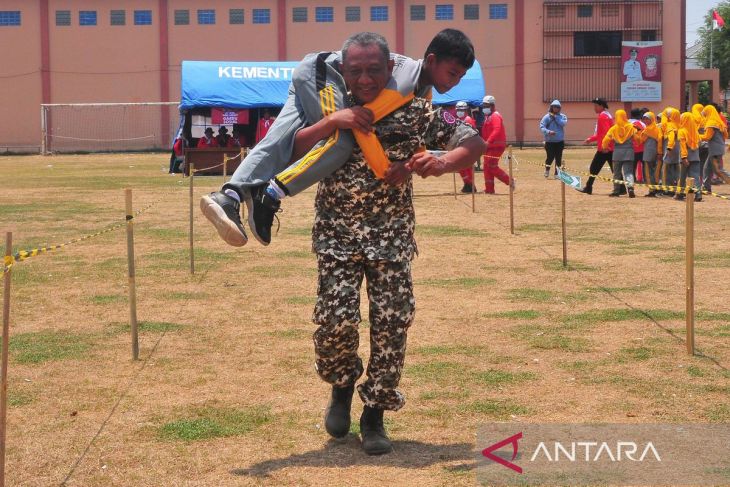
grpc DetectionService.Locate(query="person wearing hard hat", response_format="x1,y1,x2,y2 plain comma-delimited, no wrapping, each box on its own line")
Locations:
539,99,568,178
455,100,477,192
480,95,513,193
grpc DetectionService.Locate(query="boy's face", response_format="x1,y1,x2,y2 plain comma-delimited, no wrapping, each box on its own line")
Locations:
423,54,468,94
342,43,393,104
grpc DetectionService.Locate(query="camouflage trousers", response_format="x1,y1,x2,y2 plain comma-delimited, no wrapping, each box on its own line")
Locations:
313,254,415,411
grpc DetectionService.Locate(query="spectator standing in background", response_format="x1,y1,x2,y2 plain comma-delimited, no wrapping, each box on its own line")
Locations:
480,95,513,193
539,99,567,179
580,98,614,195
256,109,275,144
216,126,232,147
455,100,477,192
638,111,662,197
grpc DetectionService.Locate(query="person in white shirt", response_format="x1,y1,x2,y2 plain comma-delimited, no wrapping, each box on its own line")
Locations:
623,49,643,82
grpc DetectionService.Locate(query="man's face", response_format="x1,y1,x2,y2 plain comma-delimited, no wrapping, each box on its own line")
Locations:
630,51,638,60
424,54,468,94
342,43,393,104
593,103,603,114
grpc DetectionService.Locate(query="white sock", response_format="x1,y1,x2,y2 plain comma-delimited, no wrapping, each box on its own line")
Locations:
223,189,241,203
267,180,287,200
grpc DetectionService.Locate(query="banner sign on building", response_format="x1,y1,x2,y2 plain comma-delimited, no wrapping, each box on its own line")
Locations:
211,108,249,125
620,41,662,102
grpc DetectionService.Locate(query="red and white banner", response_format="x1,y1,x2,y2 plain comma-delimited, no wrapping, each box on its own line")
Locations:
620,41,662,102
713,10,725,30
211,108,249,125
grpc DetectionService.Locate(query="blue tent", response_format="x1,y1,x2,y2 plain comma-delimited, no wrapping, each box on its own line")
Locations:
179,59,485,110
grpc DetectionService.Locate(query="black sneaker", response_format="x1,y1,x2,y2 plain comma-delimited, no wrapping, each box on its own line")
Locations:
580,186,592,195
460,183,473,193
628,188,635,198
247,185,281,246
199,191,247,247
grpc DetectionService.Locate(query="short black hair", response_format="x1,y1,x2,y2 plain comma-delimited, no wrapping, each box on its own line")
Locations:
424,29,475,69
591,97,609,109
342,32,390,65
630,108,642,119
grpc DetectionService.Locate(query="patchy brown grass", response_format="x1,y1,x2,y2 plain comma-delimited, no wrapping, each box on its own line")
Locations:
0,149,728,486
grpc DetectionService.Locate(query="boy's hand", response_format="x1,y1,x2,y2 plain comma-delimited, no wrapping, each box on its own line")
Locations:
327,107,374,134
383,162,411,186
406,152,447,178
681,158,689,167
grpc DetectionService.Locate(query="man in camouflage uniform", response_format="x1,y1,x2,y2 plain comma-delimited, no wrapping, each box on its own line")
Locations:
297,32,485,455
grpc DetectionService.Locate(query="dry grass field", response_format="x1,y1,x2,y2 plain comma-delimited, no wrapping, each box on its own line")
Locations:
0,149,728,486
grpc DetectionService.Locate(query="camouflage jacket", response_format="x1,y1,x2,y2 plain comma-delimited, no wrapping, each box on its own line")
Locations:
312,97,479,262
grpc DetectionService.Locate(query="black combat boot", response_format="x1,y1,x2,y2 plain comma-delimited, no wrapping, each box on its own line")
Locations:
360,406,392,455
324,385,355,438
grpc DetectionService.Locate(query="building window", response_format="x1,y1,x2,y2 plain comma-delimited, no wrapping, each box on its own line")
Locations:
110,10,125,26
0,11,21,26
345,6,360,22
134,10,152,25
79,11,97,26
464,4,479,20
253,9,270,24
601,4,619,17
56,10,71,26
489,4,507,20
546,5,565,18
229,9,244,24
577,5,593,18
292,7,307,22
316,7,334,22
370,6,388,21
197,9,215,24
641,30,657,41
174,10,189,25
410,5,425,20
435,4,453,20
574,31,622,57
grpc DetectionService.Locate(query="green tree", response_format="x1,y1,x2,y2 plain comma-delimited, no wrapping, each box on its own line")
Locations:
697,2,730,89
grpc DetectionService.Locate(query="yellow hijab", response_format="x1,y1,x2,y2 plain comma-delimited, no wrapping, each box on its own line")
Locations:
702,104,728,137
679,112,700,150
641,111,662,142
610,109,636,144
691,103,706,128
661,107,680,135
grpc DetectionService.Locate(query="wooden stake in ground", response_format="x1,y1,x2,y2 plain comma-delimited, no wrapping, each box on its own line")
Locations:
471,162,476,213
222,155,227,184
0,233,12,487
189,163,195,275
561,179,568,267
453,173,457,199
685,178,695,355
508,146,515,234
125,190,139,361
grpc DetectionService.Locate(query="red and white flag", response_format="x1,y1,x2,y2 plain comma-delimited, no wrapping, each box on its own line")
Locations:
713,10,725,30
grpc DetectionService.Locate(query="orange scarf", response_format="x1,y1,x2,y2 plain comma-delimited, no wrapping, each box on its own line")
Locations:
641,112,662,142
702,105,728,137
691,103,706,129
608,109,636,144
679,112,699,150
661,107,679,136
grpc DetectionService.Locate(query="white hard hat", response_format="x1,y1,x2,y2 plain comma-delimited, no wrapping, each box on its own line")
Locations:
483,95,496,104
455,101,468,109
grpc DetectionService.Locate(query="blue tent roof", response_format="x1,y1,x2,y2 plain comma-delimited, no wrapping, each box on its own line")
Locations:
179,59,485,110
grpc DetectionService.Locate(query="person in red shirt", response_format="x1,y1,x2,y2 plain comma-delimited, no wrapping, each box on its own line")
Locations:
480,95,512,194
454,101,477,192
580,98,614,195
256,109,275,144
197,127,219,148
216,126,233,147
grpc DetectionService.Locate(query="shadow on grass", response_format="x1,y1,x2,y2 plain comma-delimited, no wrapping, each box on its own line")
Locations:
231,439,474,477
